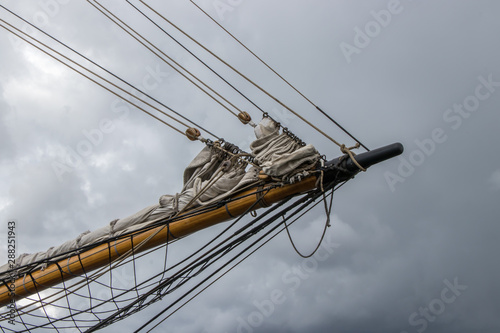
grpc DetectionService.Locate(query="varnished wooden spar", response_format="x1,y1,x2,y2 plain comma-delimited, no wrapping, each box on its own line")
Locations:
0,142,404,307
0,176,318,307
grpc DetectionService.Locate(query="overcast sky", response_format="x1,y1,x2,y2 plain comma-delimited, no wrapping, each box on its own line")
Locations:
1,0,499,332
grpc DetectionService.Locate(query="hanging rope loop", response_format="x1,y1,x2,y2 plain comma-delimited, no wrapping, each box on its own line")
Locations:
186,127,201,141
317,159,325,192
284,188,335,258
340,143,366,172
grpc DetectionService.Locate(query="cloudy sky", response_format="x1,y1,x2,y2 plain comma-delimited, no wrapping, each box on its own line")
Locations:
1,0,499,332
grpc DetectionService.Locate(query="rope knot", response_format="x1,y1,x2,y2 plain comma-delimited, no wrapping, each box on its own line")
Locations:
340,143,366,172
221,160,232,172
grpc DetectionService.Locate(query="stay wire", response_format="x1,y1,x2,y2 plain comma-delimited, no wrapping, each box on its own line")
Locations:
9,203,192,329
126,0,268,116
148,211,302,331
5,233,177,320
139,0,346,149
2,188,277,331
1,185,269,294
189,0,370,151
0,3,219,140
88,187,279,332
88,0,242,120
136,199,298,332
138,183,333,332
70,189,266,332
0,20,186,137
141,214,289,332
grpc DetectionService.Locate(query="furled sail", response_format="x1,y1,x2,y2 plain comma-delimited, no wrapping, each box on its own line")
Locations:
0,117,319,280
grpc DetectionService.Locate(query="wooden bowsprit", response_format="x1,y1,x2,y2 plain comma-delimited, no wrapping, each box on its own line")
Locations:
0,143,402,307
0,143,402,332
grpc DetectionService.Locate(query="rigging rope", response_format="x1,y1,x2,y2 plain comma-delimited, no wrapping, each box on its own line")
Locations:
138,0,347,150
0,150,344,332
126,1,305,147
0,185,276,332
0,4,262,179
126,0,264,124
88,0,244,122
188,0,370,151
0,3,220,141
126,4,298,146
86,187,282,332
135,179,339,332
0,19,187,138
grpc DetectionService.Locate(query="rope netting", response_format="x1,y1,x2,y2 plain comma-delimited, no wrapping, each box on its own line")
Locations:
1,237,173,332
0,175,343,332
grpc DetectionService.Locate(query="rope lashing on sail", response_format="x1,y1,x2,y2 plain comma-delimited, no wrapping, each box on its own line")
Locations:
172,160,232,217
250,117,320,178
195,138,259,170
261,112,306,147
